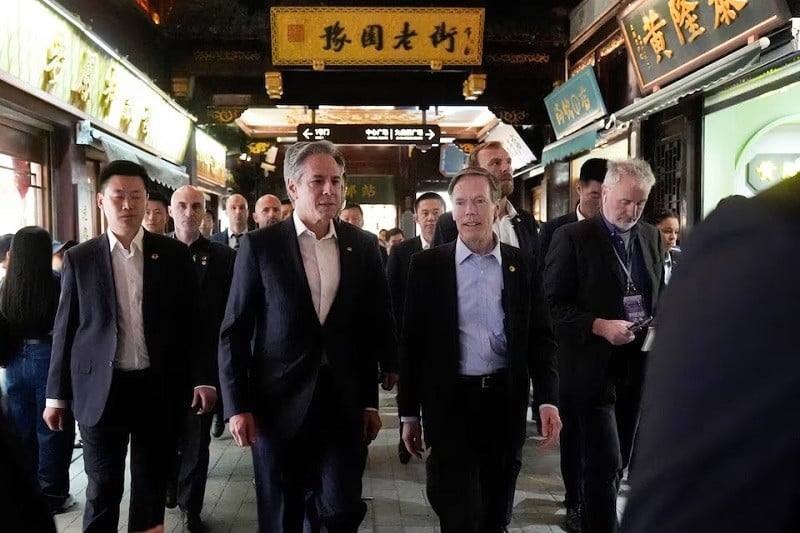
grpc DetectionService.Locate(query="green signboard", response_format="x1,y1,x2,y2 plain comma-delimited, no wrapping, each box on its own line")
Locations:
619,0,790,93
344,175,395,204
544,67,607,140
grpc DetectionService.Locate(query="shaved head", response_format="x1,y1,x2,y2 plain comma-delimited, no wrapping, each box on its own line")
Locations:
170,185,206,243
253,194,282,228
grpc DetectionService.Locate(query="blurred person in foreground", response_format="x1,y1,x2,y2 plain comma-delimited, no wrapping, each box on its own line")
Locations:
621,175,800,532
0,227,75,514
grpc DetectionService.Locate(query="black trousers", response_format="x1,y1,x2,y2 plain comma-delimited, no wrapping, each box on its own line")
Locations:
169,408,212,515
559,393,584,509
251,370,367,533
579,355,645,533
79,369,173,533
426,376,521,533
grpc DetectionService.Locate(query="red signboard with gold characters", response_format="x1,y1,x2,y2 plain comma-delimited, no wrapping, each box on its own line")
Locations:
618,0,791,93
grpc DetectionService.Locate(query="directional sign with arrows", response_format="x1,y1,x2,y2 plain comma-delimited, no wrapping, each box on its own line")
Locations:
297,124,440,145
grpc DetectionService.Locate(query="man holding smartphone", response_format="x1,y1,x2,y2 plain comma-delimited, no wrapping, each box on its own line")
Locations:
544,159,663,533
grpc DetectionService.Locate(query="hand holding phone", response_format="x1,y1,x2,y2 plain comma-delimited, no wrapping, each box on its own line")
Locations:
628,316,654,333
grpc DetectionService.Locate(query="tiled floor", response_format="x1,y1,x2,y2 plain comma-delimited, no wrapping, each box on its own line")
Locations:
55,390,573,532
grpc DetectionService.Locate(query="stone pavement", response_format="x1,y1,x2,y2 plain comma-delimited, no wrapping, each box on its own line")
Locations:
55,389,575,532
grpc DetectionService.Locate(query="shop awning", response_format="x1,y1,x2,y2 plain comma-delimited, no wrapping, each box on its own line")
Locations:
77,122,190,190
612,37,769,124
540,120,604,166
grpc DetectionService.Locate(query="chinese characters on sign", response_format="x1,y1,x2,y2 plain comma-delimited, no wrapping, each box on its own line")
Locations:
342,176,395,204
272,7,484,66
544,67,607,139
619,0,787,92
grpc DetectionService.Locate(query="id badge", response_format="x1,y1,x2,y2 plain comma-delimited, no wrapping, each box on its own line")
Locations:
623,294,647,323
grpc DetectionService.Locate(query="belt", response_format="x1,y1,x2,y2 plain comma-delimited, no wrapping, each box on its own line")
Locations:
457,370,508,390
23,338,51,345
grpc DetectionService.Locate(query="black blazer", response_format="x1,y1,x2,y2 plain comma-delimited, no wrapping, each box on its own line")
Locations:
209,229,229,245
398,242,558,448
46,231,209,426
539,211,578,269
622,177,800,532
188,236,236,387
385,236,423,338
433,207,542,264
218,219,397,439
544,216,663,399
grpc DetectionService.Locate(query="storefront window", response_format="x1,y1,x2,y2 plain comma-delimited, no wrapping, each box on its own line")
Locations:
0,154,46,234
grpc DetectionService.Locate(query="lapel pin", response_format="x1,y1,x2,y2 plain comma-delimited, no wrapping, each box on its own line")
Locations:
346,246,353,252
509,265,516,272
151,253,159,260
200,255,208,266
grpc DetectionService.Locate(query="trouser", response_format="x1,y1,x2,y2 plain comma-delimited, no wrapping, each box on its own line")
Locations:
251,370,367,533
80,369,173,533
3,342,74,507
169,408,213,515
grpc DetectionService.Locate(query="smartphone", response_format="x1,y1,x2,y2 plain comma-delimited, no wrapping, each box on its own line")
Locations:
628,316,654,333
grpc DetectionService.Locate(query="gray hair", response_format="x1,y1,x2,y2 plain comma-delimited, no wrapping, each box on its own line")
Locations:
283,140,345,187
604,158,656,189
447,167,502,202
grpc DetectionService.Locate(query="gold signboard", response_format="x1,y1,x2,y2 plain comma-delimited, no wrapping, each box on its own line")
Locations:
271,7,484,66
195,130,228,187
0,0,193,163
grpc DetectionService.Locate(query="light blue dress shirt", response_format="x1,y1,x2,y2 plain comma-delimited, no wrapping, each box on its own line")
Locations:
455,237,509,376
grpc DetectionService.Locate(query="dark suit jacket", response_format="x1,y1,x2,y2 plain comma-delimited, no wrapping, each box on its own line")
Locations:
538,211,578,269
544,217,663,400
188,236,236,387
385,236,423,338
398,242,558,448
433,207,542,264
622,177,800,532
46,231,210,427
218,219,397,439
209,229,228,245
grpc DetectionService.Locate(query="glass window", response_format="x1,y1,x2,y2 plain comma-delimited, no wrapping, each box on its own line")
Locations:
0,154,47,234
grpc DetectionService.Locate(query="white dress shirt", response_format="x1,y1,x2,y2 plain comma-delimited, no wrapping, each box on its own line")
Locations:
420,236,431,250
494,201,520,248
108,228,150,370
576,205,587,221
293,212,340,325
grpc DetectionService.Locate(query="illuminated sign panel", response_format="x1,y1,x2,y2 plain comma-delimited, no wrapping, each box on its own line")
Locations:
0,0,193,163
297,124,440,145
271,7,484,66
619,0,790,92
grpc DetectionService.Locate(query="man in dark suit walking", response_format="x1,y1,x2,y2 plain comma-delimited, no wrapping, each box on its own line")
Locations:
211,193,249,249
218,140,397,533
43,160,216,533
621,176,800,532
538,157,606,532
545,159,663,533
539,157,607,262
385,191,446,464
167,185,236,533
433,141,540,264
400,168,561,533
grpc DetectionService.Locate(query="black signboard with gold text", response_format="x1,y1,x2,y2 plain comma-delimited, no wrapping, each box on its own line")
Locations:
619,0,791,93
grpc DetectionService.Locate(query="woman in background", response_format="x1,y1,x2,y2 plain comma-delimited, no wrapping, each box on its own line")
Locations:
0,226,74,514
653,211,681,284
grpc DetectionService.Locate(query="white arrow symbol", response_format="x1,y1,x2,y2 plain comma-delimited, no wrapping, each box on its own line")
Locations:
426,129,435,140
302,128,312,140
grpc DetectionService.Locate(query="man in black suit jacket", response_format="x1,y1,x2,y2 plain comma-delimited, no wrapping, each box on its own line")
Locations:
385,191,446,464
218,141,397,533
167,185,236,532
44,160,216,533
400,168,561,533
210,193,249,249
545,159,663,533
538,157,606,531
621,176,800,532
434,141,541,264
540,157,607,263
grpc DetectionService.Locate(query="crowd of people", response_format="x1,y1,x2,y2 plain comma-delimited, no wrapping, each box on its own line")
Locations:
0,137,791,533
